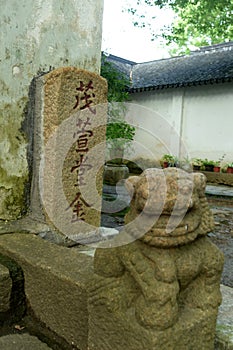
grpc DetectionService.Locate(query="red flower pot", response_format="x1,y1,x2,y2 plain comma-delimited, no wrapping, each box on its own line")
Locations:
213,166,221,173
227,166,233,174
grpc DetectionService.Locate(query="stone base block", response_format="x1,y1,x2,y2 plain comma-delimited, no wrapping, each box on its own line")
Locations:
0,232,225,350
200,171,233,187
104,164,129,185
0,233,92,350
89,304,217,350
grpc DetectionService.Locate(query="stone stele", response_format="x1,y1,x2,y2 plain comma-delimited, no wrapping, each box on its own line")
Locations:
31,67,108,236
91,168,224,350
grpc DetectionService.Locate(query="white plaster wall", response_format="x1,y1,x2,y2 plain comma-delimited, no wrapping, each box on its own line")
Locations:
130,82,233,163
130,90,174,128
129,89,186,159
0,0,104,219
182,83,233,161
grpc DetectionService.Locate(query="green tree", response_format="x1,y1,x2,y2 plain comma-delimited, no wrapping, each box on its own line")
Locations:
100,55,135,158
128,0,233,54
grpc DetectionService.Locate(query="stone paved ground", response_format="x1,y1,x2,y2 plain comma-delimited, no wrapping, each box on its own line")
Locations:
206,185,233,197
216,285,233,350
0,334,52,349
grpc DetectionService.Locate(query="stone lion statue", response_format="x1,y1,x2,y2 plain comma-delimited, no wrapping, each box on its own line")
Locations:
90,168,224,350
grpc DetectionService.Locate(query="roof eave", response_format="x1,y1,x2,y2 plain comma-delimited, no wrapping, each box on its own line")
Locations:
129,76,233,93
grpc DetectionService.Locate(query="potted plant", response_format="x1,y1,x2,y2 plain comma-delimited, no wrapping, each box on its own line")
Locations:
106,118,136,164
213,161,221,172
202,159,215,172
227,162,233,174
161,154,177,168
192,158,203,171
213,154,226,172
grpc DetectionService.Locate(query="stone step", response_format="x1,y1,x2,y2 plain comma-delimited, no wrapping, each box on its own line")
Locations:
206,185,233,198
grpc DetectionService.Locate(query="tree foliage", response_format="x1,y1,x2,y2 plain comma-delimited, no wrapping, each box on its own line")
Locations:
100,55,135,152
129,0,233,54
100,55,130,102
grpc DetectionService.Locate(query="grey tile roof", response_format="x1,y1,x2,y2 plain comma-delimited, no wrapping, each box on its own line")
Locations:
102,53,135,79
104,42,233,92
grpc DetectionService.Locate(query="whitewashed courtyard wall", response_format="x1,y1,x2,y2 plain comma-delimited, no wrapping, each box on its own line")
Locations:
0,0,104,220
129,82,233,163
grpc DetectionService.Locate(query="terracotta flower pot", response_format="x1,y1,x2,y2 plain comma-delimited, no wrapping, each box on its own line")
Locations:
213,166,221,173
163,161,169,168
227,166,233,174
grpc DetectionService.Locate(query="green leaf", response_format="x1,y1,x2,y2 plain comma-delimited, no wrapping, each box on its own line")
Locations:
125,0,233,54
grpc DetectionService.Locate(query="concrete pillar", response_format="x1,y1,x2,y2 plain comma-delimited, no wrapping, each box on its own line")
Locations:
0,0,104,220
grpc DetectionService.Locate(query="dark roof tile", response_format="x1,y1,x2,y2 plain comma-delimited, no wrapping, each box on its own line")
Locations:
104,42,233,92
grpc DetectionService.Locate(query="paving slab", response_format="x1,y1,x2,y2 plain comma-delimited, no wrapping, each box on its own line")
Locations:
215,285,233,350
206,185,233,197
0,334,52,349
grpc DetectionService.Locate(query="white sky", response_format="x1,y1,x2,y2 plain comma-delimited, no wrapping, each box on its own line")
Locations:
101,0,175,63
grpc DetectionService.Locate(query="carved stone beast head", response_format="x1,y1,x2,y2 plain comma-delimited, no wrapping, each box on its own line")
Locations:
124,168,214,247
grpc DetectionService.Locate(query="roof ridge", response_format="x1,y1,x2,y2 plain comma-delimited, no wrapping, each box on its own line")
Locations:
134,42,233,66
104,42,233,91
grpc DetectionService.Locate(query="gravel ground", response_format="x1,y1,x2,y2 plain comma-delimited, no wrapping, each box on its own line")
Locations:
208,204,233,288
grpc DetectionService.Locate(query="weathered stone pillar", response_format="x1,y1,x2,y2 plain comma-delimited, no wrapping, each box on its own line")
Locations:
31,67,107,236
0,0,104,220
91,168,224,350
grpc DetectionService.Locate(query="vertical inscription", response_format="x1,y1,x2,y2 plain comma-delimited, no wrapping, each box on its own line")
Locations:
68,81,97,222
38,67,107,233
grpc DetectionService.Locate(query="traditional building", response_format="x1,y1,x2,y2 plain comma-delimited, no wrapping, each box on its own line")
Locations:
104,42,233,162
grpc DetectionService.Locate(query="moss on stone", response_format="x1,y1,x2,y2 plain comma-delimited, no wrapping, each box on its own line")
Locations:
0,175,28,220
0,99,29,220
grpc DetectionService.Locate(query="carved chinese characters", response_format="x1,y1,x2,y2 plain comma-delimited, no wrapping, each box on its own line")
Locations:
73,80,96,113
66,117,94,222
31,67,107,232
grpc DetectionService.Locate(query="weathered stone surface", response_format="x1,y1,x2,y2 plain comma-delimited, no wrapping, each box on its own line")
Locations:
202,171,233,187
92,168,224,350
0,0,104,220
31,67,107,235
0,334,52,350
0,233,92,350
124,167,215,247
0,263,12,312
92,237,223,349
0,228,226,350
103,164,129,185
206,184,233,198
